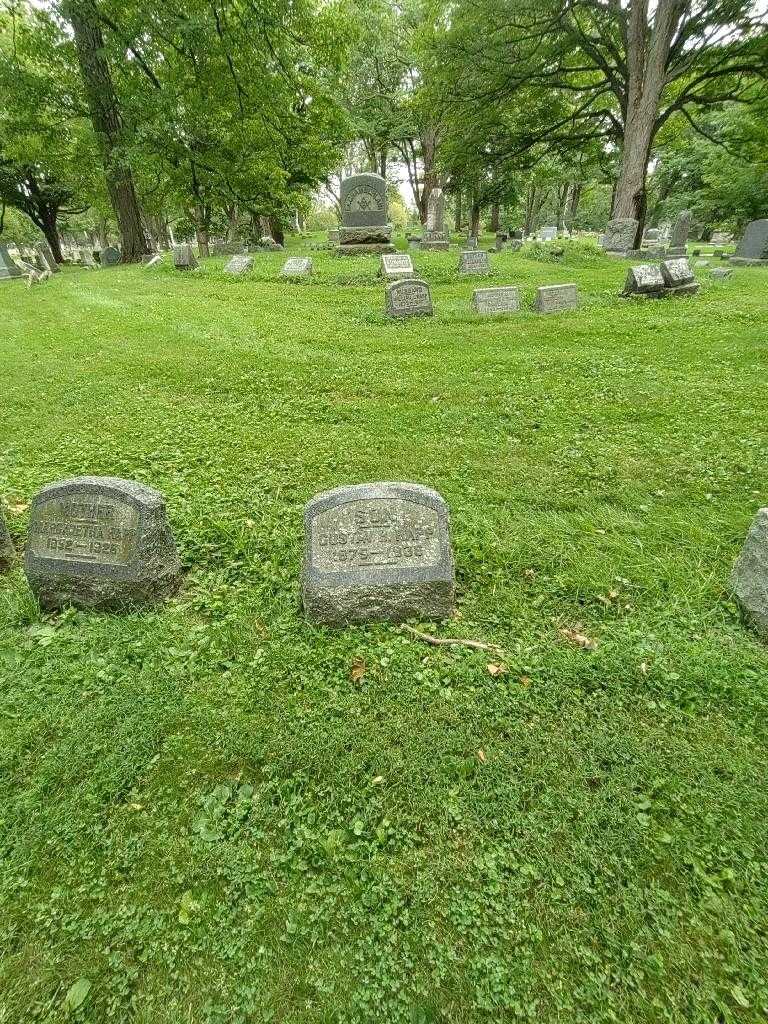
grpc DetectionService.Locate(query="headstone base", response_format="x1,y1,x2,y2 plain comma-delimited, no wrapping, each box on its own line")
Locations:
420,240,450,251
336,243,397,255
730,257,768,266
666,246,686,257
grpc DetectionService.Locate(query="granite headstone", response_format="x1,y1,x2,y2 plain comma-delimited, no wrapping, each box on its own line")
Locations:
458,250,490,275
281,257,312,277
385,278,433,318
731,508,768,639
337,173,394,253
224,254,254,275
602,219,638,254
173,244,198,270
472,286,520,314
380,253,414,280
668,210,691,256
100,246,121,266
732,219,768,266
623,263,665,296
24,476,182,610
0,243,23,280
302,482,455,625
535,283,578,313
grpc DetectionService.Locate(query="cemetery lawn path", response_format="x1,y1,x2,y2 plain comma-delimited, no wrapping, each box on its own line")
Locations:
1,238,767,1024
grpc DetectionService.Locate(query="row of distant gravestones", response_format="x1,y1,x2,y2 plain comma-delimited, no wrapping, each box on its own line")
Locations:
2,476,767,640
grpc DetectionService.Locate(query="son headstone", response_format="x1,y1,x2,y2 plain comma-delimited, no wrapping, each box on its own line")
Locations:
732,219,768,266
458,250,490,275
224,254,254,276
380,253,414,280
472,286,520,314
731,508,768,639
24,476,182,611
281,257,312,278
0,243,23,280
385,278,433,318
535,283,578,313
302,482,455,625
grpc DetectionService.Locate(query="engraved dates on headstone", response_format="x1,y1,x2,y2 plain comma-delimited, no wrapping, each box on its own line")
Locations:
281,257,312,277
380,253,414,279
472,286,520,314
224,254,253,275
302,482,456,625
458,250,490,275
534,283,578,313
385,278,433,318
24,477,182,610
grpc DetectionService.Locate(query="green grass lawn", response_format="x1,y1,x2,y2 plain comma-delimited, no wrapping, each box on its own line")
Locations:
1,236,767,1024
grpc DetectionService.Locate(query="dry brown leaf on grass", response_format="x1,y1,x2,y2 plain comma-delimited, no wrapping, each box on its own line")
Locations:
559,627,598,651
486,663,508,677
477,749,487,764
350,657,366,683
6,501,29,515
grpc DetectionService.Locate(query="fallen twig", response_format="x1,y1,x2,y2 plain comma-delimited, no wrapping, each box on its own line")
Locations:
401,624,506,657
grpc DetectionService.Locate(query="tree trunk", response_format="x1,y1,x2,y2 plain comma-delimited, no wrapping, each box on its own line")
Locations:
39,208,63,263
224,204,239,242
453,193,462,232
269,217,284,245
419,127,439,226
94,212,109,248
555,184,569,232
567,182,582,226
470,200,481,237
490,203,500,233
193,203,210,257
379,150,387,179
63,0,149,262
611,0,680,246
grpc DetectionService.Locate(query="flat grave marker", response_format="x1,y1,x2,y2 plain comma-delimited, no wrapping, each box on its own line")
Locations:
534,283,578,313
380,253,414,280
458,250,490,275
281,257,312,278
224,254,253,276
472,286,520,314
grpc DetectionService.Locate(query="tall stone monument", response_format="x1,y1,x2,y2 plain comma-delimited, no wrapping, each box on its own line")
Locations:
668,210,691,256
336,173,395,255
421,188,449,251
732,219,768,266
0,243,23,280
302,482,455,625
24,476,182,610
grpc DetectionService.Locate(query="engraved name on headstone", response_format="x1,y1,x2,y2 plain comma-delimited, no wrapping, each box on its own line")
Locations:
660,257,699,295
472,286,520,314
380,253,414,279
458,250,490,275
337,173,394,252
534,283,578,313
281,257,313,277
385,278,433,318
224,254,253,275
24,477,182,610
302,482,455,625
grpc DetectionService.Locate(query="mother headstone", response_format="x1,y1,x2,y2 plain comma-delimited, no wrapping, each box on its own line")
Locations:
302,482,455,625
24,477,182,610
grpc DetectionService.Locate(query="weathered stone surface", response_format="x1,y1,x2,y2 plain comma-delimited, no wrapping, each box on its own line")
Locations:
0,243,23,279
100,245,121,266
660,258,695,288
337,242,396,256
340,173,388,228
472,286,520,314
338,225,393,245
385,278,433,318
465,235,478,250
24,476,182,611
710,231,732,245
36,241,60,273
731,508,768,639
711,267,732,280
79,248,99,268
328,228,340,243
602,219,638,253
534,283,578,313
670,210,692,251
458,250,490,275
224,254,253,275
732,218,768,266
0,508,14,571
624,263,665,295
420,237,449,251
282,257,312,277
380,253,414,280
302,482,455,625
538,226,557,242
258,236,284,251
173,244,198,270
644,228,659,242
494,234,506,251
695,259,710,268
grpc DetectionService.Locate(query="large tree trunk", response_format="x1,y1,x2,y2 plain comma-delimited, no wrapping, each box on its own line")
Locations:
224,204,239,242
490,203,500,233
470,200,481,237
454,192,462,232
63,0,149,262
39,208,63,263
567,181,582,226
611,0,681,246
555,184,569,232
419,127,439,225
193,203,210,257
269,217,284,245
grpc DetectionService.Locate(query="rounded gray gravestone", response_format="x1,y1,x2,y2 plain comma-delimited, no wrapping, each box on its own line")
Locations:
303,482,455,626
731,508,768,639
0,508,14,571
24,477,182,610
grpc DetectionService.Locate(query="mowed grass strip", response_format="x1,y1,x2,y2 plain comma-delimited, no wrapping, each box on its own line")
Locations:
1,237,767,1024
